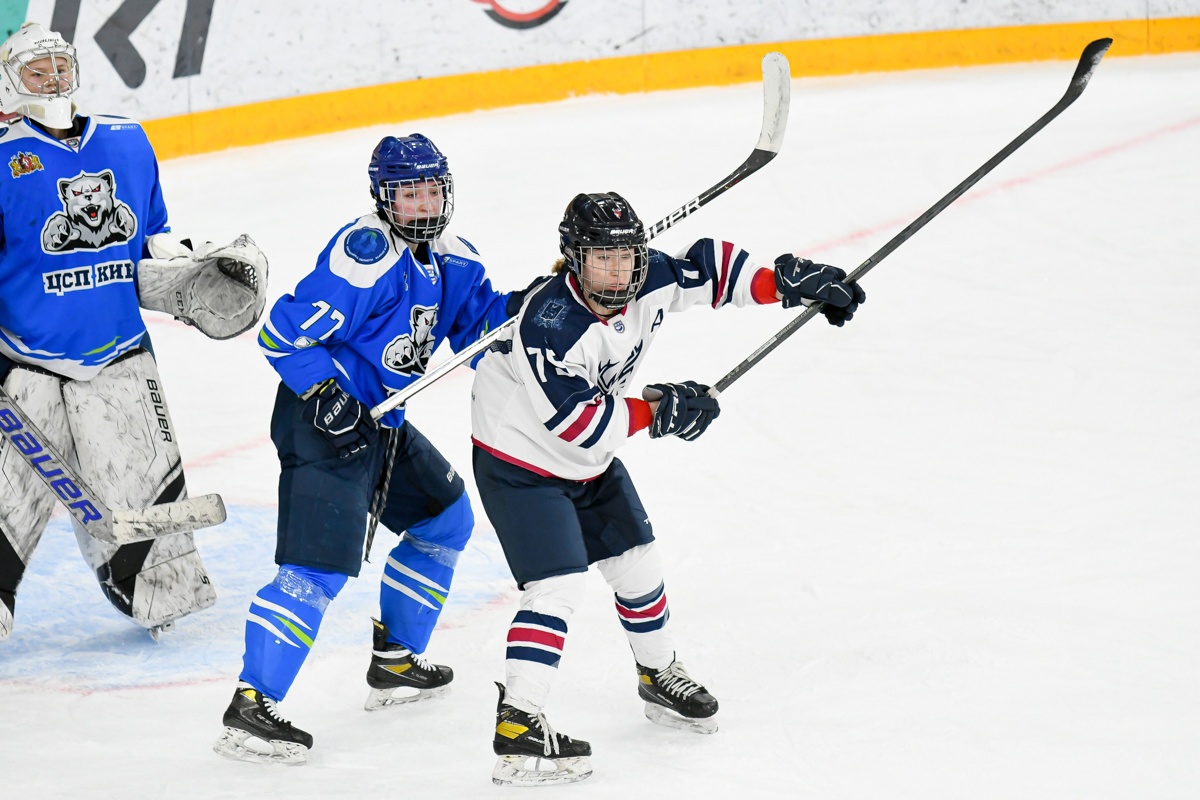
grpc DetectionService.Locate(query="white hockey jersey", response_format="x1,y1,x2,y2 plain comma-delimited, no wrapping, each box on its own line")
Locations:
471,238,778,481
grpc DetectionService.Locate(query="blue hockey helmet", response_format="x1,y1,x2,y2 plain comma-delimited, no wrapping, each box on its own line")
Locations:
368,134,454,242
559,192,648,310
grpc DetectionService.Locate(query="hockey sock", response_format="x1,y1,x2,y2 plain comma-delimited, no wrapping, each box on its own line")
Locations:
614,582,673,670
378,493,471,653
598,543,675,670
504,572,585,712
239,565,347,701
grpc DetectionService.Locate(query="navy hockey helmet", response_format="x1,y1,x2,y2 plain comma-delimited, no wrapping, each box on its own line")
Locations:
559,192,648,311
368,133,454,243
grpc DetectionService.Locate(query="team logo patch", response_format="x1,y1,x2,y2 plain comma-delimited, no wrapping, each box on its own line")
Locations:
344,227,389,264
9,151,43,178
40,169,136,254
534,298,568,329
470,0,568,29
382,305,438,376
613,320,625,333
293,336,316,348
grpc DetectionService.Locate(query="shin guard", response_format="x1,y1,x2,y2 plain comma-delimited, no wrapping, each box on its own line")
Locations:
597,543,674,670
378,493,472,653
240,565,347,702
504,571,586,713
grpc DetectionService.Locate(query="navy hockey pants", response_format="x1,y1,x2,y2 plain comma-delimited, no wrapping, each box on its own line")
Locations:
471,447,655,588
271,383,466,576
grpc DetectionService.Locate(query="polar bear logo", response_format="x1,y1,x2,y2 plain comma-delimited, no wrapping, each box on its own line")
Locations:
41,170,137,253
382,305,438,376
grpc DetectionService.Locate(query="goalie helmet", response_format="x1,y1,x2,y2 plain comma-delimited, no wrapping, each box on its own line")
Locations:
368,134,454,243
559,192,648,311
0,22,79,129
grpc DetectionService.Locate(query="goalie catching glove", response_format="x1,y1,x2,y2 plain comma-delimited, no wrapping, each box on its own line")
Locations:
137,234,268,339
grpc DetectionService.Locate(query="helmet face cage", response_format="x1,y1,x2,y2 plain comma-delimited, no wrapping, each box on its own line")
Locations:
572,242,649,310
377,173,454,243
559,192,648,311
6,44,78,99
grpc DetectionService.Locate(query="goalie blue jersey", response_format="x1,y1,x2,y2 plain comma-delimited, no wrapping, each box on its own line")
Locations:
0,115,170,380
259,215,512,428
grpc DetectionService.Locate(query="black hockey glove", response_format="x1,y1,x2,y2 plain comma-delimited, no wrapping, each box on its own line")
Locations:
773,254,866,326
302,379,378,459
643,381,721,442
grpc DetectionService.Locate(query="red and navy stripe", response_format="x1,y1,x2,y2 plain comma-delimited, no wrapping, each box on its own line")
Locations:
506,610,568,667
614,582,669,633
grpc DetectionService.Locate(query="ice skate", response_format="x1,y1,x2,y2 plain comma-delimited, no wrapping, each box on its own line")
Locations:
213,683,312,766
363,617,453,710
492,682,592,786
637,658,719,734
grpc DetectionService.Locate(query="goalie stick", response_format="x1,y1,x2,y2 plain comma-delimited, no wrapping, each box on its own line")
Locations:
368,51,793,421
708,38,1113,396
0,385,227,545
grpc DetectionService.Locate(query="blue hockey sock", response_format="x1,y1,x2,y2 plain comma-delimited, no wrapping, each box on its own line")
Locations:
379,493,472,653
239,565,348,701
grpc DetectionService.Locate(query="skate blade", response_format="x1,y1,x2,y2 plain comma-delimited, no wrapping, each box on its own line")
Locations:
364,684,450,711
492,754,592,786
147,621,175,643
644,701,718,734
212,726,309,766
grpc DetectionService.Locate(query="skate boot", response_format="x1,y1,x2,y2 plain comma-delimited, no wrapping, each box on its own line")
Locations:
213,682,312,765
637,658,719,734
492,682,592,786
364,617,453,710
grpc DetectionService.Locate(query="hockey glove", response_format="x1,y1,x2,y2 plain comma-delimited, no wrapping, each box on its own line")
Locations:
773,254,866,326
302,379,378,459
643,381,721,442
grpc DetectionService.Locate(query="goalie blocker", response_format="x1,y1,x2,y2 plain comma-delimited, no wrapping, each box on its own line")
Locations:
137,233,269,339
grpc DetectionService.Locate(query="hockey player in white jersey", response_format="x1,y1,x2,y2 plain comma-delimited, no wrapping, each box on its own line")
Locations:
471,192,865,785
0,23,267,641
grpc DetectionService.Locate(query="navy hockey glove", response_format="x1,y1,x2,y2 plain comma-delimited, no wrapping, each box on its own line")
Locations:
302,379,378,459
643,381,721,442
774,254,866,326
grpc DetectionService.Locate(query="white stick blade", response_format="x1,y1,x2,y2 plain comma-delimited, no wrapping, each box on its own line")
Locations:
112,493,227,543
756,52,791,153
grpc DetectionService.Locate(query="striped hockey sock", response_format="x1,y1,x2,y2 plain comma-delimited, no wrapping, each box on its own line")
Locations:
615,581,673,670
504,609,568,711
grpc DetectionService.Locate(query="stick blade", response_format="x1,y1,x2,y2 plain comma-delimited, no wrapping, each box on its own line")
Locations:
112,493,227,544
755,52,791,153
1071,38,1113,92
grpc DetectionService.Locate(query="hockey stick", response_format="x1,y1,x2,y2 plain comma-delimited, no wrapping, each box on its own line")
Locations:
709,38,1113,397
0,385,227,545
369,51,792,420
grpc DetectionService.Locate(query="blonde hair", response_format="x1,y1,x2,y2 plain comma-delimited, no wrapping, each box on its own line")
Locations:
551,257,567,274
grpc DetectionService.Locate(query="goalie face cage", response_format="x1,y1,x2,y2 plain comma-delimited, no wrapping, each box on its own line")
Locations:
573,243,648,310
376,175,455,243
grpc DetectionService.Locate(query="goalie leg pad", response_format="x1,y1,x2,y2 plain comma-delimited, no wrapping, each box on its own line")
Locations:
137,234,268,340
0,367,73,639
63,350,216,628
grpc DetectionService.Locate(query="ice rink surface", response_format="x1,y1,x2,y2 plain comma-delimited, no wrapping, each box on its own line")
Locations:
2,49,1198,798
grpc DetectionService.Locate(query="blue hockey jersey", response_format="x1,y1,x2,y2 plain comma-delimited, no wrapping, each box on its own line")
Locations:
259,215,513,428
0,115,169,380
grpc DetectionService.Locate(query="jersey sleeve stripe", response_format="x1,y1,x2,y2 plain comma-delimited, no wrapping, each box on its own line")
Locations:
723,248,749,307
544,385,601,430
579,396,615,449
713,240,734,308
558,401,598,442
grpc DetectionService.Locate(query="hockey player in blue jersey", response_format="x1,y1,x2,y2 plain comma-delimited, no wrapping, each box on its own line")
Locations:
0,23,267,642
214,133,533,765
471,192,865,785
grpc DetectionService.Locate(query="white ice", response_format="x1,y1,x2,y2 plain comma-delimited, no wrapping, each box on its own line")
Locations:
2,51,1198,799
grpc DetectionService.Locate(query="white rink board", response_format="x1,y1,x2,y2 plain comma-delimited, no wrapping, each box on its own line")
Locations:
21,0,1200,120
